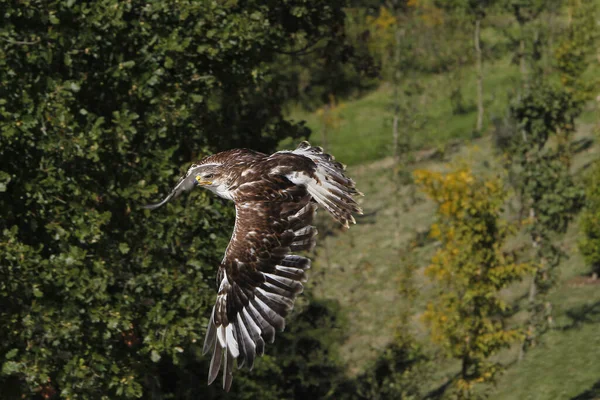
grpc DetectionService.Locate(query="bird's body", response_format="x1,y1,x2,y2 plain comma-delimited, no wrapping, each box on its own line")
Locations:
144,142,362,391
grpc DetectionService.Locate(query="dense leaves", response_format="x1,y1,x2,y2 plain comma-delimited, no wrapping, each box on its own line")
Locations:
555,1,599,103
233,298,348,400
415,168,530,397
508,83,584,269
579,165,600,274
367,3,475,77
506,81,584,355
0,0,348,398
144,298,349,400
343,340,430,400
579,164,600,277
509,83,581,154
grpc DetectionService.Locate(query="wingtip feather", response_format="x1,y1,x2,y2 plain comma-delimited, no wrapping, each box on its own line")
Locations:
223,349,234,392
208,343,223,386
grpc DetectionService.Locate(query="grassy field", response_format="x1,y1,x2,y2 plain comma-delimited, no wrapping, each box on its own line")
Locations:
285,56,521,166
288,50,600,398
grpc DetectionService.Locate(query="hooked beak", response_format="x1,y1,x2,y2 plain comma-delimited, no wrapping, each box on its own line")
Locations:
195,176,212,186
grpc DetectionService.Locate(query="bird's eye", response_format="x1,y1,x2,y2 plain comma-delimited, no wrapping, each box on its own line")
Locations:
204,173,214,179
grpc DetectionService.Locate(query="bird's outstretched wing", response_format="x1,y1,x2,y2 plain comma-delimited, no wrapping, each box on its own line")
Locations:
203,181,317,391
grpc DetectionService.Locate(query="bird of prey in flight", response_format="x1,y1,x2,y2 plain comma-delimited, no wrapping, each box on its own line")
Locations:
144,141,362,391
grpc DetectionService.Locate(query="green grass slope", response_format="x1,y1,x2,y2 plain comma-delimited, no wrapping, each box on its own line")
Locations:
288,55,600,398
286,57,520,166
309,133,600,399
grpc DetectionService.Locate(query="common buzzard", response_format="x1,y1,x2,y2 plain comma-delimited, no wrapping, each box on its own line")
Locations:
144,141,362,391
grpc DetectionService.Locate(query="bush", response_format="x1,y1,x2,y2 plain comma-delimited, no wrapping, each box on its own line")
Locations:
0,1,347,397
579,164,600,277
340,340,430,400
141,297,349,400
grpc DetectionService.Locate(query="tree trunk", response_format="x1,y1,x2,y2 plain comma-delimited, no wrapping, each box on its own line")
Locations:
528,274,537,302
520,207,538,362
519,27,528,89
461,354,469,381
519,273,538,363
546,8,555,74
518,331,529,362
529,207,539,304
392,27,401,163
474,17,484,133
321,105,329,152
392,114,399,163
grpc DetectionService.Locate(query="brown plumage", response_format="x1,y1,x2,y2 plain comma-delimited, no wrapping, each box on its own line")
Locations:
143,141,363,391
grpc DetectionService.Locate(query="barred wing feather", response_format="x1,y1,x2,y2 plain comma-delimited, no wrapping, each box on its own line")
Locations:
203,197,317,391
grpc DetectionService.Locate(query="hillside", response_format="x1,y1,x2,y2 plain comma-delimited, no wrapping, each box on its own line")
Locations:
289,54,600,398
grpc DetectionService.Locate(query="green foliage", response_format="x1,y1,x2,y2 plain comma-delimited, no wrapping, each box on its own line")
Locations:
506,81,585,352
268,6,380,111
2,0,599,398
435,0,499,19
145,297,348,400
234,298,349,400
501,0,563,83
508,81,584,267
578,163,600,276
561,1,600,278
415,168,530,397
555,1,600,102
510,83,581,154
503,0,551,24
0,0,348,398
338,340,430,400
366,3,476,77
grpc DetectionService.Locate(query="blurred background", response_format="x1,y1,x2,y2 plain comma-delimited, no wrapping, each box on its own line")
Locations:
1,0,599,399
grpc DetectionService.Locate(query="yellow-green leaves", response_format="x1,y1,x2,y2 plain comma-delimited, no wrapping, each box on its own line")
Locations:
416,168,530,397
555,1,599,102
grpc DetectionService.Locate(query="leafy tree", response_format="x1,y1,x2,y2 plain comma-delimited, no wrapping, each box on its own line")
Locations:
337,236,428,400
0,0,349,398
579,168,600,280
504,0,544,86
415,168,530,398
341,340,430,400
368,2,459,164
366,3,405,162
506,82,584,359
269,8,379,112
151,297,349,400
246,298,348,400
562,0,600,281
555,0,599,103
435,0,499,133
502,0,561,88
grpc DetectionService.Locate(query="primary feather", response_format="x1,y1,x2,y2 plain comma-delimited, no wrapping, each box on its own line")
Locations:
144,141,362,391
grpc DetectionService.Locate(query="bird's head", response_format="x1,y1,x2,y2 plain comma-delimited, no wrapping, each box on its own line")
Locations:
192,164,227,192
142,163,228,210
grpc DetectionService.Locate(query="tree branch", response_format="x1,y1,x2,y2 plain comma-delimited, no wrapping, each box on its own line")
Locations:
1,37,41,45
273,36,324,56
